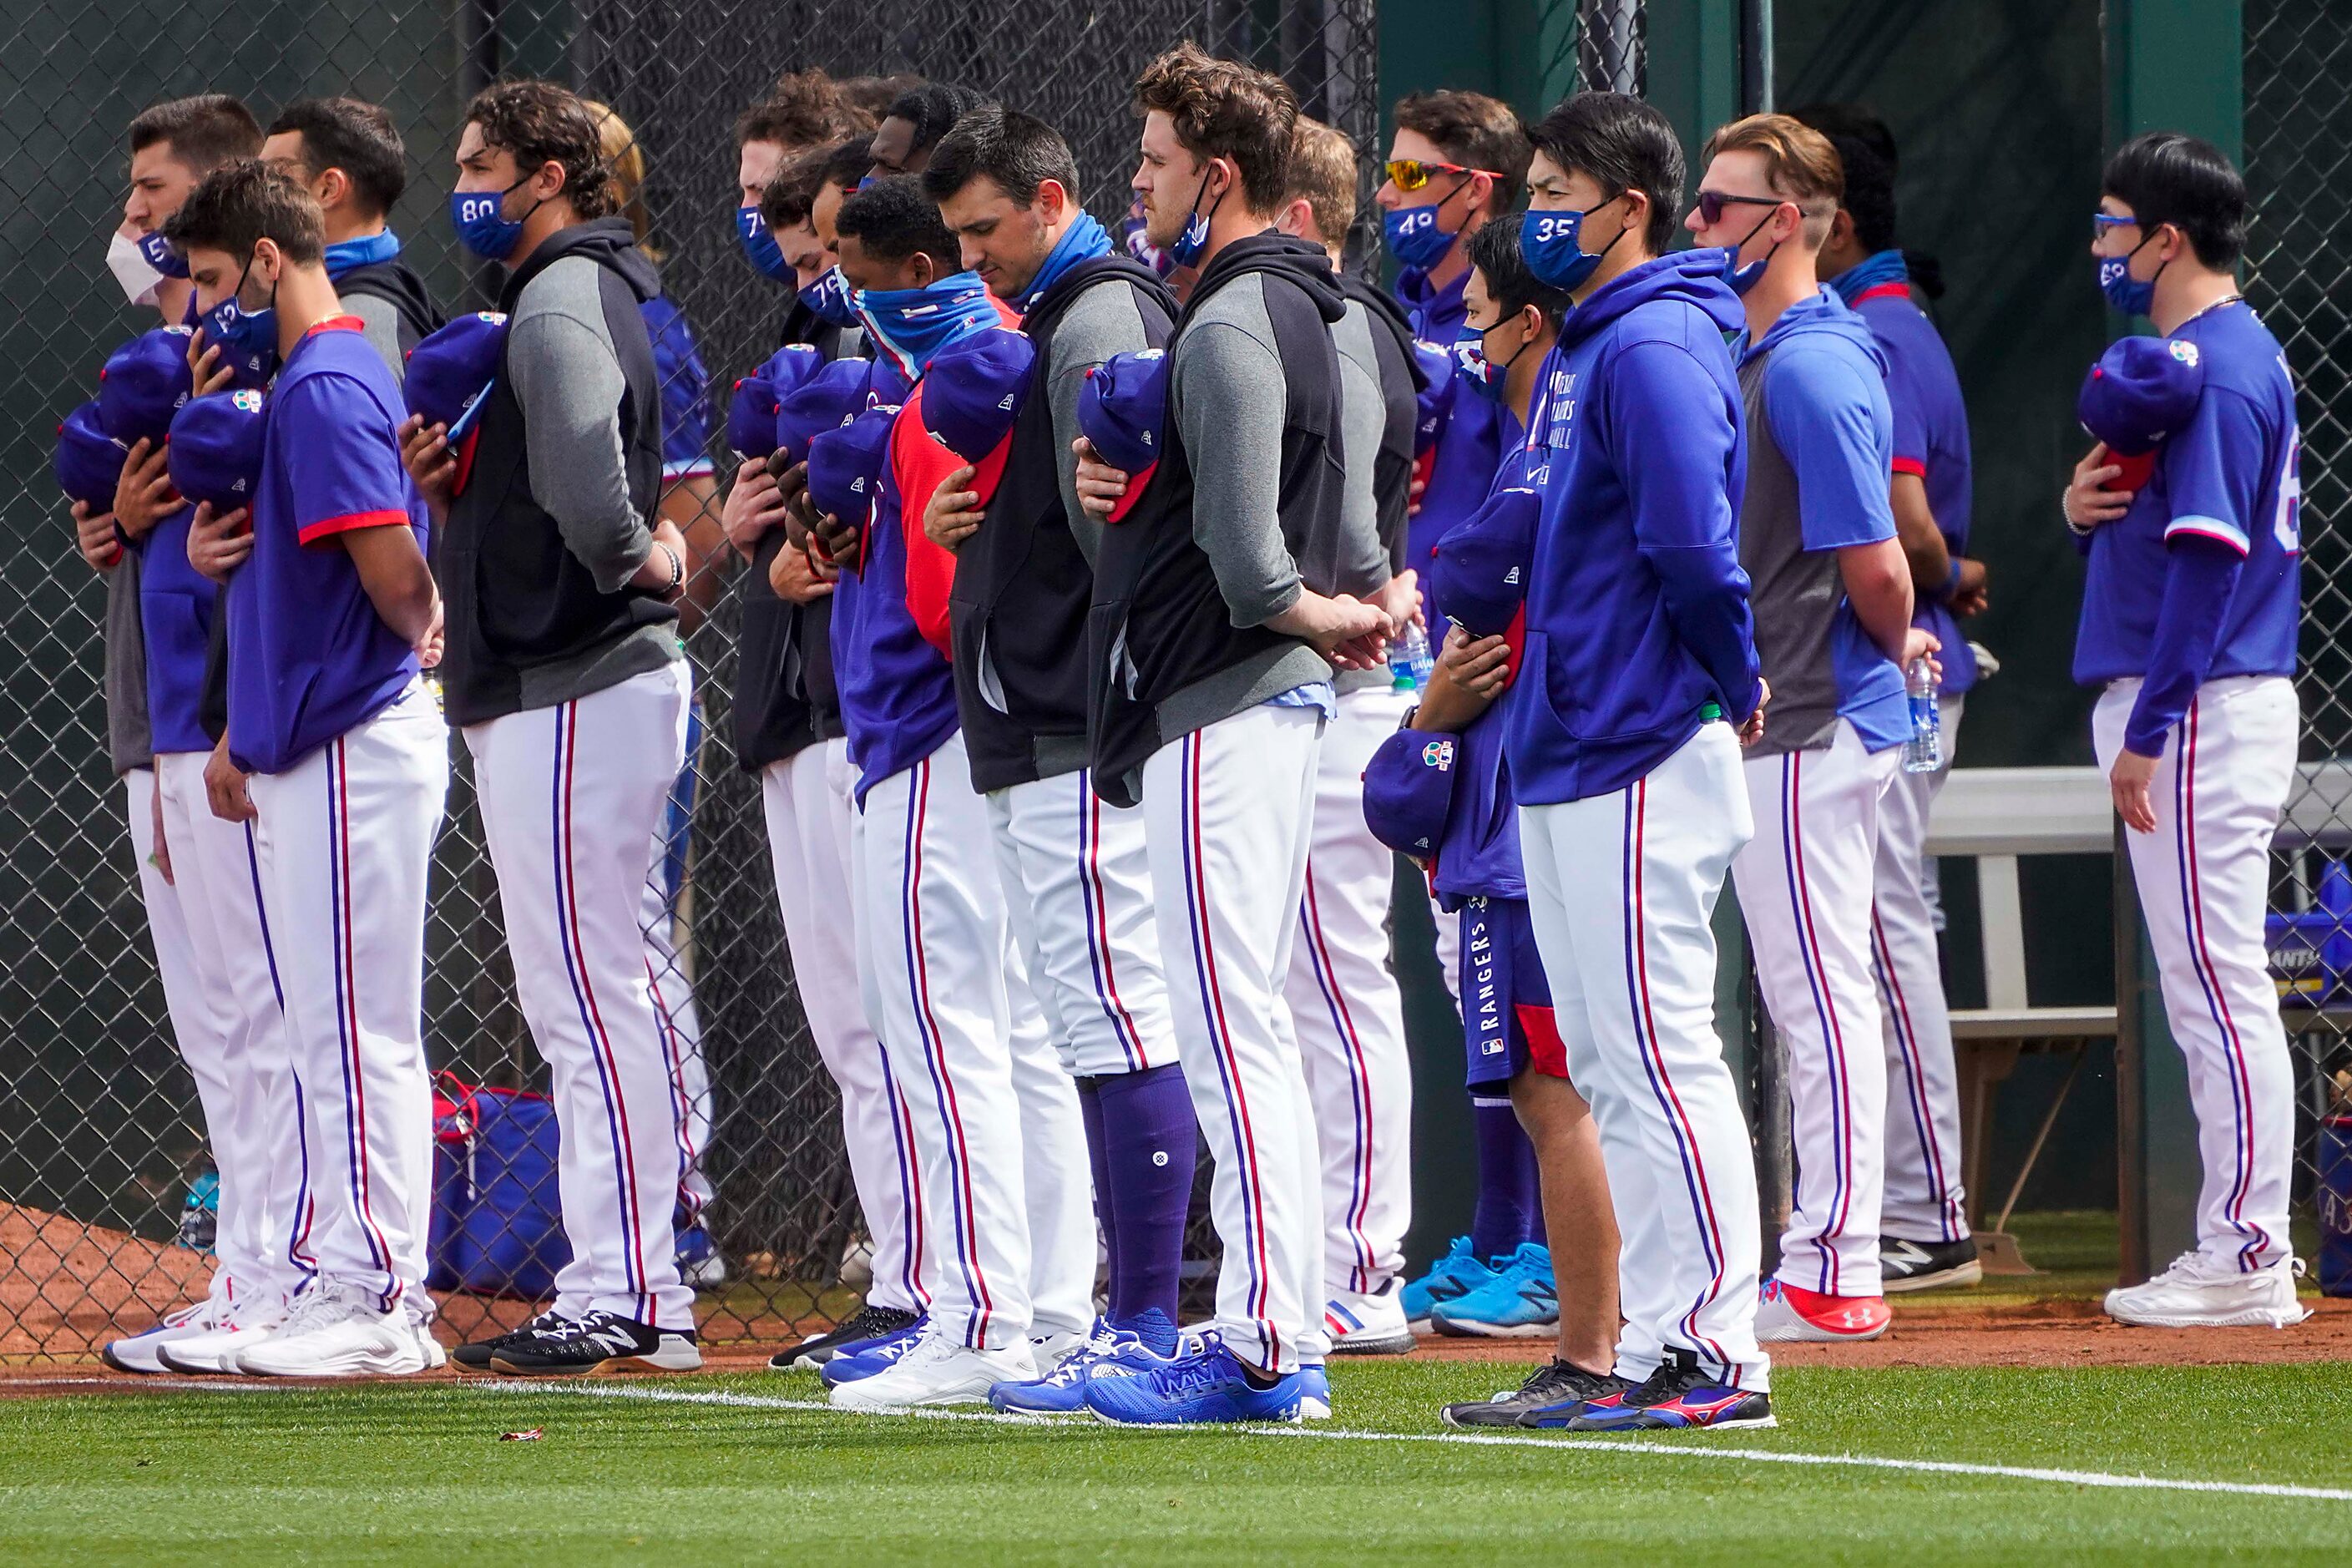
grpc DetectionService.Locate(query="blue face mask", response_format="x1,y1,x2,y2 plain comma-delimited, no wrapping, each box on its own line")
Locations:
854,271,1000,382
200,255,279,387
1457,321,1533,402
449,179,537,262
1383,201,1459,273
2098,231,2164,316
1722,208,1786,296
736,205,796,283
135,228,190,280
802,266,862,328
1520,197,1624,292
1168,166,1226,269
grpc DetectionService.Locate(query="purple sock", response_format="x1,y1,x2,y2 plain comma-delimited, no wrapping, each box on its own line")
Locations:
1076,1079,1120,1312
1470,1098,1540,1259
1090,1063,1196,1328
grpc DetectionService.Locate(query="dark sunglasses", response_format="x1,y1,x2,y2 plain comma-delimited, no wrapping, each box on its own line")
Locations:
1384,158,1497,193
1693,190,1784,225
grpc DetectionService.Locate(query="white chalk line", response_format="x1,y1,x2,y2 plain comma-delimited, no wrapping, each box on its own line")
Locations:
466,1378,2352,1505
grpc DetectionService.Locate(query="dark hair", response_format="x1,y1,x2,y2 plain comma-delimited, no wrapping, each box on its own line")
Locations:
881,82,989,161
128,94,262,175
266,97,407,217
1135,41,1297,213
760,145,832,231
1392,90,1531,215
2102,130,2248,271
463,79,616,221
923,104,1080,209
839,73,922,121
1787,101,1897,174
162,159,325,266
821,134,877,194
1529,92,1683,254
736,68,862,150
1465,216,1571,331
1814,130,1896,253
835,173,958,266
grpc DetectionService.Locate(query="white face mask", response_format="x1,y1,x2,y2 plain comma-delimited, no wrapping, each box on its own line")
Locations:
106,229,162,308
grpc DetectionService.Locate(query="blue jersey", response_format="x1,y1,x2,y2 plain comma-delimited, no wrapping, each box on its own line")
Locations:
227,319,428,774
2073,301,2300,746
640,295,716,482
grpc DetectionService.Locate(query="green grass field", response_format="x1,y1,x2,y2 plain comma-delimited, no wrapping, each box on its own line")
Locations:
4,1358,2349,1564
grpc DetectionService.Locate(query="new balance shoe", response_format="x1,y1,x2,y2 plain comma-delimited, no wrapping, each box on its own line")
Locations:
452,1312,567,1373
155,1308,291,1374
1430,1242,1557,1338
102,1299,228,1374
1880,1235,1982,1293
229,1283,445,1378
1446,1358,1623,1428
1324,1278,1416,1355
1755,1277,1890,1342
1562,1348,1774,1432
1399,1237,1497,1331
2103,1251,2311,1329
830,1329,1034,1411
989,1318,1169,1416
484,1309,701,1375
1297,1362,1332,1421
768,1304,921,1370
1084,1334,1304,1426
675,1225,727,1289
820,1315,930,1387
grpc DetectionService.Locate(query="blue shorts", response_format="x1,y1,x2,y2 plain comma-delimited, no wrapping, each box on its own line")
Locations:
1458,895,1566,1089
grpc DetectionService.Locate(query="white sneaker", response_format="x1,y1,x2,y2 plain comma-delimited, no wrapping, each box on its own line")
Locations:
230,1283,444,1377
1324,1279,1416,1355
830,1329,1036,1411
103,1300,227,1374
1029,1327,1086,1371
2103,1252,2311,1328
156,1309,291,1374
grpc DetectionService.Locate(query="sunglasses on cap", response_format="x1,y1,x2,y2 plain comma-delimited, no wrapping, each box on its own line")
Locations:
1384,158,1498,193
1692,189,1787,225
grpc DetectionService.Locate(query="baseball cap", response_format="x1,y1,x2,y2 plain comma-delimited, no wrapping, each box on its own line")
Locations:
864,354,913,410
727,374,783,460
806,403,898,564
2079,334,2204,496
1362,726,1459,859
1411,338,1457,457
97,326,198,447
1077,348,1166,524
774,357,873,468
757,341,826,398
55,400,128,512
1430,485,1540,639
920,328,1036,504
165,389,268,513
403,311,508,443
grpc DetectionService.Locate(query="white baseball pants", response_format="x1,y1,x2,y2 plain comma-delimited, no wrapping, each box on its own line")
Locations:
2096,675,2298,1272
1282,682,1414,1299
466,662,693,1331
1737,718,1898,1299
1522,722,1769,1393
246,680,446,1320
857,731,1094,1349
1143,703,1326,1374
763,738,926,1314
987,769,1176,1079
1871,695,1970,1243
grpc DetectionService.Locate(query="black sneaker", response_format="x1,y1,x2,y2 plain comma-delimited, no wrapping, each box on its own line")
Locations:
1557,1347,1774,1433
1880,1235,1982,1293
484,1310,701,1376
1442,1358,1626,1428
766,1304,920,1370
451,1312,564,1372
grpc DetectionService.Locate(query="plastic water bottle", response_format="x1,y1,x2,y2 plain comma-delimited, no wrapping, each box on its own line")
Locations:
1901,655,1943,774
1390,620,1433,691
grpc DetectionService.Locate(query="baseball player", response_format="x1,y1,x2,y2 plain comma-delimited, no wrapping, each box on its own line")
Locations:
1075,46,1390,1425
169,161,446,1377
916,109,1201,1410
1691,115,1927,1344
2066,132,2308,1330
405,81,701,1376
797,175,1095,1410
1801,107,1985,1290
1505,92,1773,1431
1274,118,1424,1357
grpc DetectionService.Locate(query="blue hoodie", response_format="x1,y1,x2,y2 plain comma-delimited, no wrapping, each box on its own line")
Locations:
1505,250,1761,806
1396,266,1511,638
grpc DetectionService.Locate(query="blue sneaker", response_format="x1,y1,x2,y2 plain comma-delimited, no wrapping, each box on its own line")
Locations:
1297,1362,1332,1421
1430,1242,1556,1338
1399,1237,1498,1329
1084,1334,1304,1425
990,1317,1167,1416
819,1315,928,1387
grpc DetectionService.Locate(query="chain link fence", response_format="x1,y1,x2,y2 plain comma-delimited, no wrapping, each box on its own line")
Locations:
2243,0,2352,1222
0,0,1379,1359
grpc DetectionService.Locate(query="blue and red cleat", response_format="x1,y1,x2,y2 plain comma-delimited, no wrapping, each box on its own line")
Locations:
1555,1348,1775,1432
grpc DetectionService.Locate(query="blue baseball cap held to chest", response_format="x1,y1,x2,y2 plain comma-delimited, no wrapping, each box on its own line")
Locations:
775,358,874,468
98,326,198,447
56,400,128,511
920,327,1036,503
2077,333,2204,458
403,311,509,441
1077,347,1166,523
1362,726,1460,859
166,389,268,513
